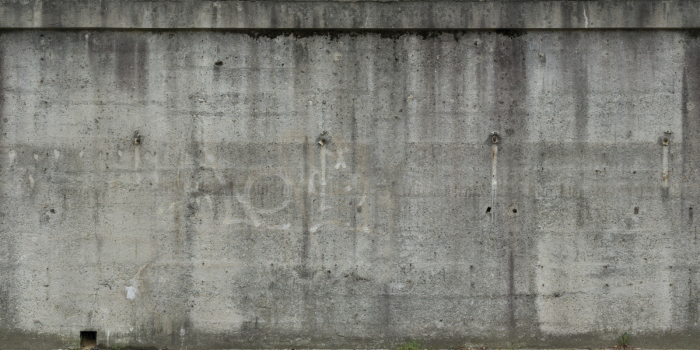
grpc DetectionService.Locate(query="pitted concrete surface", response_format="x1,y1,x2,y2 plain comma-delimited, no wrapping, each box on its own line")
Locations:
1,1,700,349
1,0,700,29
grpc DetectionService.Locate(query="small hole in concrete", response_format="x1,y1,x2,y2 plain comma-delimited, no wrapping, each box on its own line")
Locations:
215,60,223,66
50,209,55,214
485,207,491,213
80,331,96,348
634,207,639,214
512,208,517,213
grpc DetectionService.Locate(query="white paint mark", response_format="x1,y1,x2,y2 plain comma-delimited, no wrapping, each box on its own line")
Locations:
308,171,317,194
8,150,16,164
125,286,137,300
208,154,239,225
243,174,291,215
662,138,670,187
28,174,34,189
320,146,327,212
179,326,187,349
583,8,588,28
345,185,352,192
134,145,141,170
126,259,155,301
53,149,60,160
33,154,38,161
310,223,322,233
334,148,347,169
236,194,261,227
117,150,123,158
180,326,186,348
333,52,342,62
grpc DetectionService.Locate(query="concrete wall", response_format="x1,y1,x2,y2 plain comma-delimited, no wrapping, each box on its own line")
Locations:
1,1,700,349
2,0,700,29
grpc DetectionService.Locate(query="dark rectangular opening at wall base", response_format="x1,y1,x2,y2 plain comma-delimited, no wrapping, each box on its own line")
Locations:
80,331,97,348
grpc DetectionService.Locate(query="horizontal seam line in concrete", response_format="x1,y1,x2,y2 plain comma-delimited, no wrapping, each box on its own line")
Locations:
0,26,700,30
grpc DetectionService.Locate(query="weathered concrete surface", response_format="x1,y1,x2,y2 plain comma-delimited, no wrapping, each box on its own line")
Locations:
1,1,700,350
0,0,700,29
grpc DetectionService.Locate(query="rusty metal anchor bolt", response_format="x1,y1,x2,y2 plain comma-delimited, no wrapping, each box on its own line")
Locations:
133,132,142,145
316,131,329,146
491,132,500,144
662,130,672,146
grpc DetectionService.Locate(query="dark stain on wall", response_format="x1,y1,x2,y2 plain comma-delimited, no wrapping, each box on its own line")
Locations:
682,40,700,173
301,136,311,275
300,135,314,333
241,29,470,41
0,46,17,331
115,37,149,95
0,46,4,140
681,31,700,330
40,1,62,27
491,29,530,340
494,29,525,39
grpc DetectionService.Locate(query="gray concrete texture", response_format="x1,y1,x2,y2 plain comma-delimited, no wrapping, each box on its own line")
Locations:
1,1,700,350
2,0,700,30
